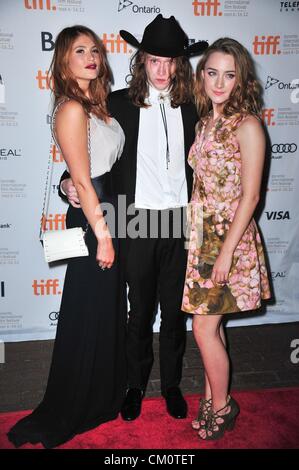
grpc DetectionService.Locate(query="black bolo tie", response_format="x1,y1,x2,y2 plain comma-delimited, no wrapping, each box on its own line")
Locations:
158,94,170,170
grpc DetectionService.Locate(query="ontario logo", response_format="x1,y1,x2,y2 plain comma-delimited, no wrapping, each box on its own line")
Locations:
117,0,161,13
265,75,299,91
118,0,133,9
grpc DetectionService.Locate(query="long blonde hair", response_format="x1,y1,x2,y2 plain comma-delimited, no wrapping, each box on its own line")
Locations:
49,25,111,120
194,37,263,119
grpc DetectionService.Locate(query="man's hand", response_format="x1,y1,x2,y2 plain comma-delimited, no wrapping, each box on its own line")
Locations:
61,178,81,208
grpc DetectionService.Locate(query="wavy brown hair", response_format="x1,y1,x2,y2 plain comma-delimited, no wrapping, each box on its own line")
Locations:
194,37,263,120
49,25,111,121
126,51,194,108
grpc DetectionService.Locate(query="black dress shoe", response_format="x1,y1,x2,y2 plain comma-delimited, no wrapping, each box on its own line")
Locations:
121,388,143,421
164,387,187,419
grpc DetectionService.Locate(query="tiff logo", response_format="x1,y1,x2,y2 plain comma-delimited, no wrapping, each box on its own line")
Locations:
193,0,222,16
32,279,61,295
102,34,131,54
253,36,281,55
36,70,53,90
24,0,56,10
41,214,66,231
51,144,63,163
262,108,276,126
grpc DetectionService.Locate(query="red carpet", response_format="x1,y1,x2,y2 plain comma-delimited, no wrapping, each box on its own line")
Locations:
0,388,298,449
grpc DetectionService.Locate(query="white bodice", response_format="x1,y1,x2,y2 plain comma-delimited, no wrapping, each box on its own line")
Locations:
88,114,124,178
51,101,124,178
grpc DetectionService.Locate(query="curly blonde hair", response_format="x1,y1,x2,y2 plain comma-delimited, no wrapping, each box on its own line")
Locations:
49,25,111,121
194,37,263,120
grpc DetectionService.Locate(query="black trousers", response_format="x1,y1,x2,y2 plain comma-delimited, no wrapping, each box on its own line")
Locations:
124,208,188,395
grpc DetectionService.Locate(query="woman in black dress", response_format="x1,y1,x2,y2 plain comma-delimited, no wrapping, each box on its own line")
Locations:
8,25,127,449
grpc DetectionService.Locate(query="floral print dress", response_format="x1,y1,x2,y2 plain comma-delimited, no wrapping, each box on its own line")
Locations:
182,113,271,315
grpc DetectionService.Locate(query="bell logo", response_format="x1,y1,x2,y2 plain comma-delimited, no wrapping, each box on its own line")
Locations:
262,108,276,126
41,214,66,231
51,144,63,163
253,36,281,55
32,279,61,295
193,0,222,16
36,70,53,90
41,32,55,52
24,0,56,10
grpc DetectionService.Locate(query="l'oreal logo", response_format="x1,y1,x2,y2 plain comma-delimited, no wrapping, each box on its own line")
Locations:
0,149,21,157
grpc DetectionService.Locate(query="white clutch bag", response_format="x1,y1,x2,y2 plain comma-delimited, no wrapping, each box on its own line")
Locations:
42,227,89,263
40,101,91,264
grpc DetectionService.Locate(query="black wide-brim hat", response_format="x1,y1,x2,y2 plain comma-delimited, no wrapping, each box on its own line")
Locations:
120,14,208,58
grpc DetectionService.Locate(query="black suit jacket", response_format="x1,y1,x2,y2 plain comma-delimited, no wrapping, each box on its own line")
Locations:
59,88,198,205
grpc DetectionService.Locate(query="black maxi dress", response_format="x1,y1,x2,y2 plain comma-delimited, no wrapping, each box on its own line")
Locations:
8,113,127,449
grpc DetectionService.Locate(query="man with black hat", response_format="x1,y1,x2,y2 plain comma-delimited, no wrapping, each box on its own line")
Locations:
59,14,207,421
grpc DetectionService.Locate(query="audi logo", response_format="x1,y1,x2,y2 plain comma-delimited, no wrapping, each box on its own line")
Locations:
49,311,59,321
271,143,297,153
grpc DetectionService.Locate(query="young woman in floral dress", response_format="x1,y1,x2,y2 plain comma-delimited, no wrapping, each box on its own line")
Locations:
182,38,271,440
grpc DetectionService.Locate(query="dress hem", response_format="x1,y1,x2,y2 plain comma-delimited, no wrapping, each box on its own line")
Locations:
181,298,270,316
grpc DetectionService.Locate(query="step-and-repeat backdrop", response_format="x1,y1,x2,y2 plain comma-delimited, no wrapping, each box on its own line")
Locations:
1,0,299,341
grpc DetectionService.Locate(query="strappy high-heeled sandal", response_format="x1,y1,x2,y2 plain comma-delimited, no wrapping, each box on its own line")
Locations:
198,396,240,441
191,397,212,430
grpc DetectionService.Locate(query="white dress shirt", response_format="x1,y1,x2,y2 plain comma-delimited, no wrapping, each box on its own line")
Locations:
134,85,188,210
